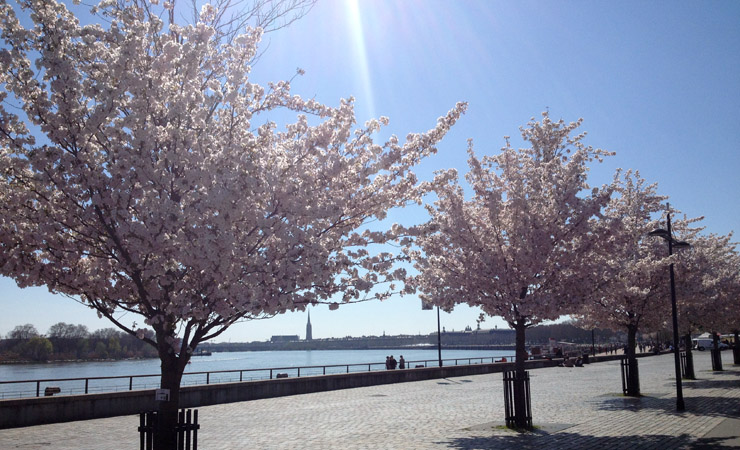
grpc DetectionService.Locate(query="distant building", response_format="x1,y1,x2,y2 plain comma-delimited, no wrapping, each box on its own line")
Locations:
305,310,313,341
270,335,300,343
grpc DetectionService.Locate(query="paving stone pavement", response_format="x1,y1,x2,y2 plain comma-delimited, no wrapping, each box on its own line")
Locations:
1,351,738,449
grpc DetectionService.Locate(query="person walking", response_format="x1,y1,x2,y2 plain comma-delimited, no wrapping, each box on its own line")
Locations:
399,355,405,369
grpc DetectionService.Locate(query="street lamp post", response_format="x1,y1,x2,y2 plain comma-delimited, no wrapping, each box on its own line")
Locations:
422,300,443,367
649,203,690,411
437,306,443,367
591,328,595,356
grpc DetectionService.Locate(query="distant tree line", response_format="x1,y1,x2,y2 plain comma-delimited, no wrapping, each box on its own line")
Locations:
0,323,157,362
1,321,629,363
202,322,626,352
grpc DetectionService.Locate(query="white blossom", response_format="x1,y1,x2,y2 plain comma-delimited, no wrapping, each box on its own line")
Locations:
0,0,466,399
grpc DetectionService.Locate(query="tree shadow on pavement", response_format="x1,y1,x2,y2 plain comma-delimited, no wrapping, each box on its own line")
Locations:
691,437,740,450
440,432,704,450
595,394,740,419
683,377,740,391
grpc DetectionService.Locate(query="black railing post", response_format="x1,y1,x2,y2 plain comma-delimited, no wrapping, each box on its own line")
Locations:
711,348,723,371
139,411,156,450
193,409,199,450
684,349,695,379
184,410,192,450
177,409,185,450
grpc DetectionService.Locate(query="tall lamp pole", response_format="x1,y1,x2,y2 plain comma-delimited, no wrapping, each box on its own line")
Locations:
422,300,443,367
649,203,690,411
591,328,595,356
437,306,443,367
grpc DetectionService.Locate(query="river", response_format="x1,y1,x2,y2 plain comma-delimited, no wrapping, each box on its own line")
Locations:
0,348,515,399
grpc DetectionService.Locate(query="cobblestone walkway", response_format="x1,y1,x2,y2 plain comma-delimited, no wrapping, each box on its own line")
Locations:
1,351,738,449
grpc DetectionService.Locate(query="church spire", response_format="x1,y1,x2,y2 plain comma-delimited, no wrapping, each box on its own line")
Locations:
305,309,313,341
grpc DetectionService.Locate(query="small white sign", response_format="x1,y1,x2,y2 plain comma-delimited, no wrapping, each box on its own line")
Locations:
155,389,170,401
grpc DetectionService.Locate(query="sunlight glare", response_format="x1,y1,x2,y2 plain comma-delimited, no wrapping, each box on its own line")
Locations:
345,0,376,121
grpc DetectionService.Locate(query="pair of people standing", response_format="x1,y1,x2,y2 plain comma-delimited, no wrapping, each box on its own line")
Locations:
385,355,405,370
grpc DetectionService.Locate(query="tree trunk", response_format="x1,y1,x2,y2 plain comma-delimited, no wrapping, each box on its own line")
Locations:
682,333,695,379
514,320,527,377
154,345,190,449
625,325,640,397
711,331,723,371
733,330,740,365
512,320,530,429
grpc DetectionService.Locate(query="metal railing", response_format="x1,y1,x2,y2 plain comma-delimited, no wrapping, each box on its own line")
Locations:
0,355,514,399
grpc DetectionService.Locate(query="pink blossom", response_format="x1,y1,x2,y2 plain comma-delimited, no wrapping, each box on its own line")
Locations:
406,113,612,373
0,0,466,377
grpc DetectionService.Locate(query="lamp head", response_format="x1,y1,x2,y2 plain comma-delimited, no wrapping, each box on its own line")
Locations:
673,241,691,250
648,229,671,240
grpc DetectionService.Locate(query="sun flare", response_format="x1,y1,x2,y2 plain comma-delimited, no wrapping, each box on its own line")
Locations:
345,0,376,120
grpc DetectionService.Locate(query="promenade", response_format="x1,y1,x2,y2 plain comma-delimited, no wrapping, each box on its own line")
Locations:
1,350,738,449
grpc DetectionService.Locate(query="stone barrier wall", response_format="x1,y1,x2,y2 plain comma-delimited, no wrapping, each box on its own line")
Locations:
0,359,559,429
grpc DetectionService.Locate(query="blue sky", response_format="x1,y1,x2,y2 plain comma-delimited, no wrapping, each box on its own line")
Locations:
1,0,739,342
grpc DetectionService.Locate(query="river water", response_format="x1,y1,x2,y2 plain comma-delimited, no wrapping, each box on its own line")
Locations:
0,348,514,399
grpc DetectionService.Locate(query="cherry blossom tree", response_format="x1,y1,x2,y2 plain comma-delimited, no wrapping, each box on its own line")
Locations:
576,170,673,395
405,113,611,428
675,232,740,369
0,0,465,445
676,232,739,331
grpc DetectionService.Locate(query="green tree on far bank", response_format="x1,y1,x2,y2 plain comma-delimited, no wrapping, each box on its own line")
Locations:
24,336,53,361
1,323,156,362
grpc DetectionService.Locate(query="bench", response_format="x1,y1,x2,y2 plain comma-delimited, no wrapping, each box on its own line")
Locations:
44,386,61,396
276,373,289,379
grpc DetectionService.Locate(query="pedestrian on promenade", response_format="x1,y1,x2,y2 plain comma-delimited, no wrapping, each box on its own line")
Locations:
389,355,397,369
399,355,405,369
385,356,391,370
